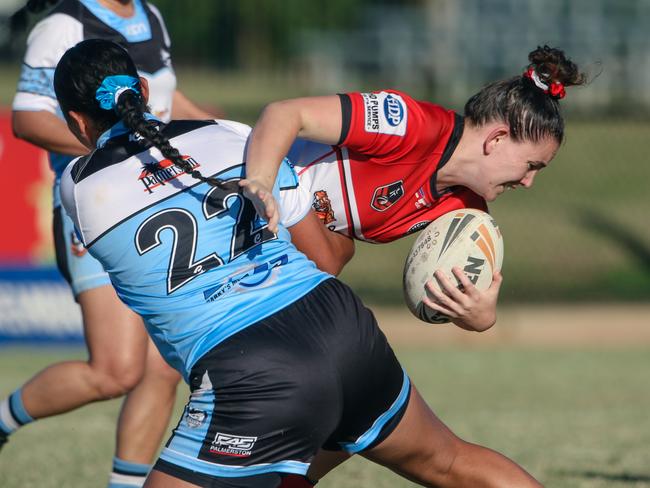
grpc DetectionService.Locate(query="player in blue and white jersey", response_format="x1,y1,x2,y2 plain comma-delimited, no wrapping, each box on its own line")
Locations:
1,1,213,485
53,39,542,488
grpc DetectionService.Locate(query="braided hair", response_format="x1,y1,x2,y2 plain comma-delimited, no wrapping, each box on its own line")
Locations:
54,39,222,187
464,45,587,144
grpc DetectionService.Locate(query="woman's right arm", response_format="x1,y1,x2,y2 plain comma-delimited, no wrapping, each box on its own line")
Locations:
240,95,343,232
243,96,342,188
12,110,89,155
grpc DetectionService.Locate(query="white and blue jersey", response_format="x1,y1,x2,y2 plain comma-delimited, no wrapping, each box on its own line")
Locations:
12,0,176,206
60,119,329,380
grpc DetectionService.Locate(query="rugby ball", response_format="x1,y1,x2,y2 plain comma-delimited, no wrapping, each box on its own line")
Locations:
403,209,504,324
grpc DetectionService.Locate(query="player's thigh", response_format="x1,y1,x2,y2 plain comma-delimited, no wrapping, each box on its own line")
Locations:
361,386,460,480
77,285,148,374
53,205,113,297
143,335,181,383
145,468,285,487
306,449,351,481
145,469,197,488
54,205,149,373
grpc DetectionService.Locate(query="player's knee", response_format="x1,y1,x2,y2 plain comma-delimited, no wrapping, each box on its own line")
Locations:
101,372,141,398
144,355,181,385
404,436,465,485
430,437,485,484
88,361,144,398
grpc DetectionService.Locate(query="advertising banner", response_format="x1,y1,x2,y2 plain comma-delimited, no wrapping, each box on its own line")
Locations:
0,111,83,343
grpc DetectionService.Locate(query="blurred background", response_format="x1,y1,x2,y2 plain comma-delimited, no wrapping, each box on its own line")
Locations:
0,0,648,343
0,2,649,487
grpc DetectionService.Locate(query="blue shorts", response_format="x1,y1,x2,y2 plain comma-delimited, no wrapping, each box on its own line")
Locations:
155,279,411,485
53,204,111,297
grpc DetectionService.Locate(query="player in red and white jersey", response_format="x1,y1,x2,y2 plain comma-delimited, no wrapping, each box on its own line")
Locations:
286,89,487,244
245,45,586,338
244,46,586,484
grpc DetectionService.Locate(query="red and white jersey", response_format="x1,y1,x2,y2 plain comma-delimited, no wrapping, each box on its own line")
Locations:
285,90,487,243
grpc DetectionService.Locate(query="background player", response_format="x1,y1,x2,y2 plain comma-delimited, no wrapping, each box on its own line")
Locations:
245,45,586,334
1,1,214,486
57,38,542,488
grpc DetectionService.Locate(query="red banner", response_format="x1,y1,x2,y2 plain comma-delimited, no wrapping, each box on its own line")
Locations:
0,110,54,265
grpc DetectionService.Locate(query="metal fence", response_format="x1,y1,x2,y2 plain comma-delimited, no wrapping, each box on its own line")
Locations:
296,0,650,112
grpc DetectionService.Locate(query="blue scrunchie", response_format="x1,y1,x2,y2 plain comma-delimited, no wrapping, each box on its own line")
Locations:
95,75,141,111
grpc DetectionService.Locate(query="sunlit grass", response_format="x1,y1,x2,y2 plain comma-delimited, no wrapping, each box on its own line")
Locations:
1,346,649,487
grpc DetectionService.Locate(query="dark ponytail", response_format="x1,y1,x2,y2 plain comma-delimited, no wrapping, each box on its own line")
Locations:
54,39,222,187
10,0,59,34
464,45,587,144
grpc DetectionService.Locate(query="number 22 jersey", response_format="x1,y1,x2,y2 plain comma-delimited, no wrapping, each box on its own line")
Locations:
60,119,328,380
285,90,487,243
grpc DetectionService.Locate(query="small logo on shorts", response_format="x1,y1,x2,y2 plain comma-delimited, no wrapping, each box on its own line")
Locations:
185,408,206,428
406,220,431,235
210,432,257,457
70,232,87,257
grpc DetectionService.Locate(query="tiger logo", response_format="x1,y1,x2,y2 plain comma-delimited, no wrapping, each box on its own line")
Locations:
312,190,335,225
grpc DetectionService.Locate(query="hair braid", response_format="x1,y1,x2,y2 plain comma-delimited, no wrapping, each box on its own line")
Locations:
55,39,225,188
115,90,224,187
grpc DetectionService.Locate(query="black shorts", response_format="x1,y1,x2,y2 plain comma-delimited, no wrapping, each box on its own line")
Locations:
154,278,410,485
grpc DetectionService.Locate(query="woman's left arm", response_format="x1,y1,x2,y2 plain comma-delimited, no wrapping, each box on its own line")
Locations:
287,211,355,275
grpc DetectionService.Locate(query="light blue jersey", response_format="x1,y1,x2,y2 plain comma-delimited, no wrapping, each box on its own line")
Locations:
61,119,329,380
12,0,177,207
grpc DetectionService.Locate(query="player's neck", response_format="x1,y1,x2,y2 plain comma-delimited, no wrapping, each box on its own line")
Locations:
98,0,135,18
435,125,482,193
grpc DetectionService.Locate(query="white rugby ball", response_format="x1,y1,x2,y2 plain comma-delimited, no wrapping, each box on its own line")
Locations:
403,209,504,324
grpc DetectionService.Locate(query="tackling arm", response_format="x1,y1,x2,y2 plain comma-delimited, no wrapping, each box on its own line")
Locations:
288,211,355,276
240,96,344,233
244,96,343,192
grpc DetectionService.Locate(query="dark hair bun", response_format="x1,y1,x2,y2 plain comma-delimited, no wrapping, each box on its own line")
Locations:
528,45,586,88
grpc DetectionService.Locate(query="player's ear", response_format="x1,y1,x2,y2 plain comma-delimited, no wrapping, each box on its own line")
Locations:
483,125,510,155
66,110,95,149
139,76,150,104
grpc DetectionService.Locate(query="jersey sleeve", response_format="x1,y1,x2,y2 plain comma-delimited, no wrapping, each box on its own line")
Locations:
276,159,312,228
338,90,451,163
12,13,83,113
60,158,84,244
216,119,253,139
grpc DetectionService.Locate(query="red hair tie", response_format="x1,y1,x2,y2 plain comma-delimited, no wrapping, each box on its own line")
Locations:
523,67,565,99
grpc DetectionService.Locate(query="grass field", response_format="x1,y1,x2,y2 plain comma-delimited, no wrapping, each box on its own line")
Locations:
1,306,650,488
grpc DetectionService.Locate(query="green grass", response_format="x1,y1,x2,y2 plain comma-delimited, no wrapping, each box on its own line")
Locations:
2,65,649,303
1,346,649,487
